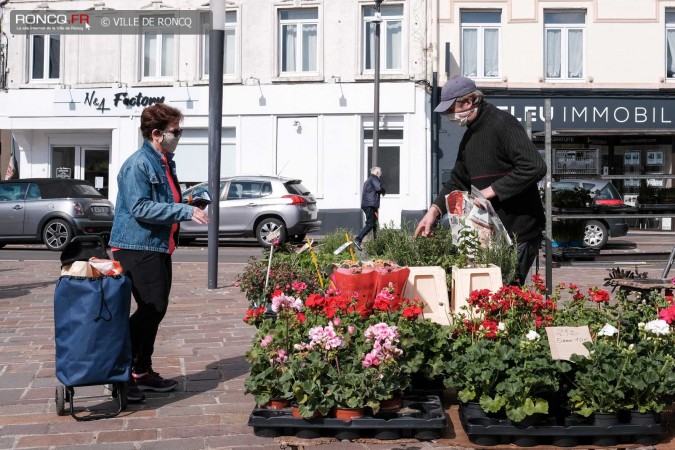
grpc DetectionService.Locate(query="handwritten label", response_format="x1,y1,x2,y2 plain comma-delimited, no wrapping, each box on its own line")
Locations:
545,326,592,361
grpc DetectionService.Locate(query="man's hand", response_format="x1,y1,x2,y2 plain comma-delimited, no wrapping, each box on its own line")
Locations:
191,206,209,224
414,209,439,238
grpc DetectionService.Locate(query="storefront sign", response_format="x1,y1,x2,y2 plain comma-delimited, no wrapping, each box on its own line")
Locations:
83,90,165,113
490,97,675,130
53,87,198,116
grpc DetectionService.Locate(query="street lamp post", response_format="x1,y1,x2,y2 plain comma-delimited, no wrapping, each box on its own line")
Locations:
372,0,383,168
207,1,225,289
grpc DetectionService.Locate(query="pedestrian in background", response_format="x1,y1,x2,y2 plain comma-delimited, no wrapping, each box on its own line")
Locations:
414,76,546,285
354,167,385,251
109,103,208,402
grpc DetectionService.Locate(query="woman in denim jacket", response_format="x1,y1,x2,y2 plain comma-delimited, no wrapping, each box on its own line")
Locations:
109,104,208,402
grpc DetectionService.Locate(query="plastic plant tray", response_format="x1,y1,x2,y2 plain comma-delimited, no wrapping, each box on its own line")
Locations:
248,394,447,441
459,404,668,447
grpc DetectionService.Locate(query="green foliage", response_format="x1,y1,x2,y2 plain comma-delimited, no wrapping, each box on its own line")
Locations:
493,335,571,423
394,315,451,382
568,339,632,416
444,338,513,406
287,350,337,417
474,234,518,285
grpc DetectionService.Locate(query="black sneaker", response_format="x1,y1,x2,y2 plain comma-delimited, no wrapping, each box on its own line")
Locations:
126,379,146,403
353,240,362,251
134,370,178,392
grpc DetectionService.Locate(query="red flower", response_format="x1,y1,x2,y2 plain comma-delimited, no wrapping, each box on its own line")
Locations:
588,287,610,303
658,305,675,324
480,319,499,338
296,312,306,323
573,291,585,301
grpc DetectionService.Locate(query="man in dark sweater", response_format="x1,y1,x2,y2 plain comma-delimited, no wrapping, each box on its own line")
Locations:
414,77,546,285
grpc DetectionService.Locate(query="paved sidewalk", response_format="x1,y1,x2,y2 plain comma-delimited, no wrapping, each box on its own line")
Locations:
0,248,673,449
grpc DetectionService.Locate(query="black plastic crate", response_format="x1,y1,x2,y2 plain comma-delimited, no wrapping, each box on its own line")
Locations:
247,394,447,441
459,404,668,447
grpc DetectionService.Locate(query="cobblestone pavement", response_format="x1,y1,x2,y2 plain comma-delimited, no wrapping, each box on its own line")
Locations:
1,234,674,449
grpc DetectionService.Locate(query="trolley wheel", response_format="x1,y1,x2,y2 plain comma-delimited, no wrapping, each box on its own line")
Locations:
55,385,67,416
116,382,128,410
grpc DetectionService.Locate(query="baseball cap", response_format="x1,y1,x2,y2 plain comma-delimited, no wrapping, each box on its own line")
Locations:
434,76,477,113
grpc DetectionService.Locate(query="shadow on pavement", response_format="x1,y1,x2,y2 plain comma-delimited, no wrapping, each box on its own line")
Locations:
0,280,55,299
131,355,250,409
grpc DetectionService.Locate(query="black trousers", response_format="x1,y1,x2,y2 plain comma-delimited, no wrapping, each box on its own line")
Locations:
356,206,378,242
113,249,172,374
514,234,543,286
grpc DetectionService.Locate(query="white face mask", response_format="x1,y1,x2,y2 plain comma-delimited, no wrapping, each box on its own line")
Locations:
161,131,180,153
447,108,477,127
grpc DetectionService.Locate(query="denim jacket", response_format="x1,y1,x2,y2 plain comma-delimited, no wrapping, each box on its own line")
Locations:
109,141,193,253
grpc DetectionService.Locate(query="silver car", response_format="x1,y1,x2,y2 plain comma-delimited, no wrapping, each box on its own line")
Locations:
179,175,321,247
0,178,114,251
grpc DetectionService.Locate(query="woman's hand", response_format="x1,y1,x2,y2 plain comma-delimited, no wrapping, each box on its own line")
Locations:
191,206,209,224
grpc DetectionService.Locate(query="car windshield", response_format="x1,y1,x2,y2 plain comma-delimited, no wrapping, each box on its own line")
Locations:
40,181,103,199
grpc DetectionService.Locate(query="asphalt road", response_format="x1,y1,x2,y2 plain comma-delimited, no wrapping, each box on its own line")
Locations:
0,239,265,263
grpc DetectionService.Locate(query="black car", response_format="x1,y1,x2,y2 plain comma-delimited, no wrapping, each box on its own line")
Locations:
552,179,630,249
0,178,114,251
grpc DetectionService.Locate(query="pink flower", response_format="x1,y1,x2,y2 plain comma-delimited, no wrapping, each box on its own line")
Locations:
332,317,341,326
274,349,288,364
260,335,272,348
292,281,307,292
308,325,343,350
347,325,355,335
362,352,380,368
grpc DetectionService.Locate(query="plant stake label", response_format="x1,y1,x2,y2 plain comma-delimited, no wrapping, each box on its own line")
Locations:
333,242,351,255
545,326,592,360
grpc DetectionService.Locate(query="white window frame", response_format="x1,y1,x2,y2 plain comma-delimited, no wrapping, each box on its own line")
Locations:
362,3,405,75
277,8,320,76
140,15,175,81
544,11,586,82
460,11,501,80
29,34,61,82
666,11,675,79
201,10,240,80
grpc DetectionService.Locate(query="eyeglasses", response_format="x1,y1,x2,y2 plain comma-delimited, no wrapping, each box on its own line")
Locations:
162,128,183,138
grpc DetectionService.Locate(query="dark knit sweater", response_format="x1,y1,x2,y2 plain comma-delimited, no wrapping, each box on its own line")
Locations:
433,102,546,242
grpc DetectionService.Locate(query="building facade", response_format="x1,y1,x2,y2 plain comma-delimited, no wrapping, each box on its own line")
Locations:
0,0,436,233
436,0,675,229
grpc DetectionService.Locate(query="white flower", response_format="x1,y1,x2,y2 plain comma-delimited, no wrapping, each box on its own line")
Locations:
526,330,540,341
497,322,506,331
644,319,670,336
598,323,619,337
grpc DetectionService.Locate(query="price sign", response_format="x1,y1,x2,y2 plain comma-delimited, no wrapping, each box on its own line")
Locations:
545,326,592,361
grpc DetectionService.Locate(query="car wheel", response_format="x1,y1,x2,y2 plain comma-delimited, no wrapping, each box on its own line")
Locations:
584,220,608,250
255,218,287,247
43,219,73,251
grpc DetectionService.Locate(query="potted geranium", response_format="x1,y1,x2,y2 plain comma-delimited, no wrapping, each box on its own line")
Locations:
243,291,307,407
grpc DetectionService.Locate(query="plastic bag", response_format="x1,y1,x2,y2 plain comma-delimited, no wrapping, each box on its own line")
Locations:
445,186,512,247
